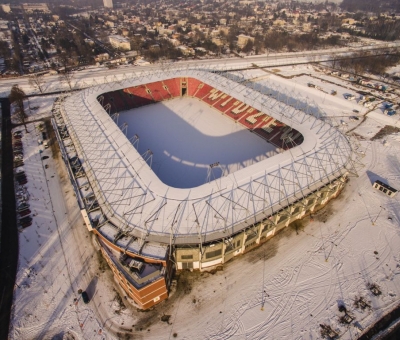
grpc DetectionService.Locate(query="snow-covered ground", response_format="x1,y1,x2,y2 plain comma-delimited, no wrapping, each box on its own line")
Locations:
10,94,57,126
7,63,400,340
119,97,278,188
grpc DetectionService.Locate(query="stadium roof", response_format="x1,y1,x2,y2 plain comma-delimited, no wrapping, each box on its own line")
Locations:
60,67,357,245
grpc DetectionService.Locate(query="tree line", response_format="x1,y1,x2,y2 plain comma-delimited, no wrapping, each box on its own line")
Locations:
335,51,400,76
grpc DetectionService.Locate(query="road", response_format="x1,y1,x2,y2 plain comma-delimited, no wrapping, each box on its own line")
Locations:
0,41,399,96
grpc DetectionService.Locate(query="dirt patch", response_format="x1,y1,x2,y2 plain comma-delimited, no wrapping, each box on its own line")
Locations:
96,251,108,273
312,204,334,223
208,266,223,275
113,289,127,314
370,125,400,141
175,270,201,295
129,271,202,332
245,224,300,264
289,220,305,235
134,310,159,331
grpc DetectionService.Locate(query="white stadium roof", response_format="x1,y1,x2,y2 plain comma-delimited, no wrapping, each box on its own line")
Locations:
60,68,357,245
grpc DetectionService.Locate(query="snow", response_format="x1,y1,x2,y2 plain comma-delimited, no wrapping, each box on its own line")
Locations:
10,94,57,126
119,97,278,189
6,61,400,340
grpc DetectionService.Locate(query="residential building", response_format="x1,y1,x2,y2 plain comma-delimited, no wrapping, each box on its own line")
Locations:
237,34,254,49
21,3,50,14
104,0,113,9
109,35,131,51
1,4,11,13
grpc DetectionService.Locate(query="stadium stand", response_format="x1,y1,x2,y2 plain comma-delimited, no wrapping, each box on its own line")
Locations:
193,83,214,100
187,78,202,97
96,77,302,151
123,86,154,107
101,90,128,114
223,101,249,120
145,82,168,102
202,88,226,106
163,78,181,98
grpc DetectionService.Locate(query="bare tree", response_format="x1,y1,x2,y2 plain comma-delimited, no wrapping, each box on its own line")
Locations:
57,52,71,71
28,73,45,93
130,35,143,56
9,84,28,132
59,69,75,91
330,54,338,69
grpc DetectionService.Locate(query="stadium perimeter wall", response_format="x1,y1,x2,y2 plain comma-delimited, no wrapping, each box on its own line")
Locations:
175,175,346,271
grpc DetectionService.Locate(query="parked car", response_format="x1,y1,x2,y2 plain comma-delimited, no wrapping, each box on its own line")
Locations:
20,216,32,223
17,203,30,211
19,209,31,217
14,162,24,169
81,291,90,304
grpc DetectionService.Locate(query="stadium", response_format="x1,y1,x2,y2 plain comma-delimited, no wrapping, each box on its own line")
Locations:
52,66,356,309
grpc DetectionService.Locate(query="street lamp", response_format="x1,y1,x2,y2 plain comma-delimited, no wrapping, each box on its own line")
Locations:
372,206,383,225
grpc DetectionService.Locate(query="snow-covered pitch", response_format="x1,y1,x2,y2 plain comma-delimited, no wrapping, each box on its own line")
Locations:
60,67,355,245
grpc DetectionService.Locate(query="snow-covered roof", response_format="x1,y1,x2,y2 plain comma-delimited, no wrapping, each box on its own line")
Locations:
60,67,354,245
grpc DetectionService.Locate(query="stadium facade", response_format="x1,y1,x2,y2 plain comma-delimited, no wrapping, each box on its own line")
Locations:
52,67,359,309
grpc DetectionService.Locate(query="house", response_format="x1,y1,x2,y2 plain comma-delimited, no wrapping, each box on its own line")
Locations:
109,35,131,51
95,53,110,62
237,34,254,49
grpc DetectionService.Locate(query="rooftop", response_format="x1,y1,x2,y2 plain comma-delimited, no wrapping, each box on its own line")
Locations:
60,67,354,244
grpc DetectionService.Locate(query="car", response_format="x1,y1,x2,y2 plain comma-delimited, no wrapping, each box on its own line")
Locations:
19,209,31,217
353,109,360,113
81,291,90,304
20,215,32,222
18,202,30,210
20,218,33,225
14,162,24,168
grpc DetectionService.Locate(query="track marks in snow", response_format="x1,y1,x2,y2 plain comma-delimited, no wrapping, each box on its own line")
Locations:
206,216,395,340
